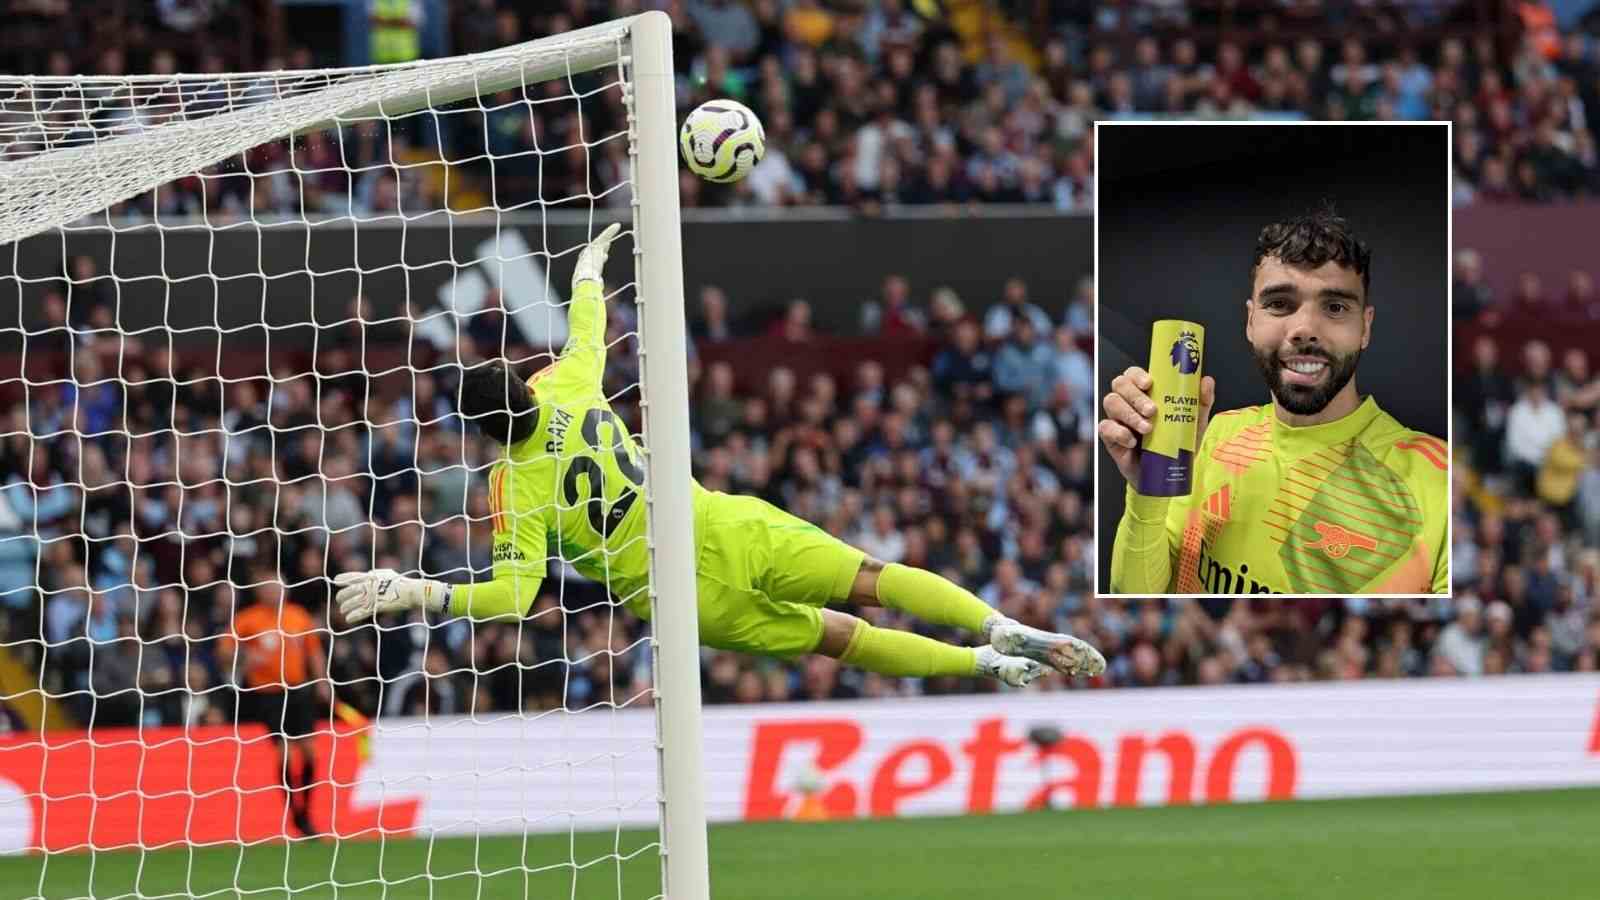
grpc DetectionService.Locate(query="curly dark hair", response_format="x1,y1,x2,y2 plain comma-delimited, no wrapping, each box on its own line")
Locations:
1251,204,1373,302
459,360,538,445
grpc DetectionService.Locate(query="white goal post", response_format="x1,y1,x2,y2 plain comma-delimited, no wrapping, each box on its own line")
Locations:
0,11,708,899
630,14,713,900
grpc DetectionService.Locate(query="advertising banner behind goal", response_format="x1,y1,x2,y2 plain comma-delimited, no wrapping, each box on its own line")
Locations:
3,674,1596,853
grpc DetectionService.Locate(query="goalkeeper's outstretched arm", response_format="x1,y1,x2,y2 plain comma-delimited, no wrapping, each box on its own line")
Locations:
334,570,538,624
557,222,620,388
332,227,623,627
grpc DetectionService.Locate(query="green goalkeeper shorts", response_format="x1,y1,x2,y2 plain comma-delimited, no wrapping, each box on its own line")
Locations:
691,490,866,659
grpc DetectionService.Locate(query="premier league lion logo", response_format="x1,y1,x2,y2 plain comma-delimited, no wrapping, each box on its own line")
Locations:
1169,330,1201,374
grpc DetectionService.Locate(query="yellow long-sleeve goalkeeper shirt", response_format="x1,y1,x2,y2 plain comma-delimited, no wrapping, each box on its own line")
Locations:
1110,396,1448,595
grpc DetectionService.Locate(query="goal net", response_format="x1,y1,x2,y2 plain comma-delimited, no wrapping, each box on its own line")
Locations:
0,12,708,899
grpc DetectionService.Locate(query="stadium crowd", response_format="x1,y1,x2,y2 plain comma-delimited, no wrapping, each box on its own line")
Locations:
3,0,1600,732
3,244,1598,733
1450,241,1600,683
4,0,1598,217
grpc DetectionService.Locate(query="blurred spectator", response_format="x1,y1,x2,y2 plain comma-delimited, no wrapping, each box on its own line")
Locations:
691,285,735,343
1454,249,1494,322
974,33,1030,105
1506,380,1565,494
1555,349,1594,408
1049,326,1093,408
698,361,744,444
369,0,424,65
219,580,329,836
993,316,1053,410
1521,339,1554,393
1565,270,1598,321
927,286,967,338
1063,277,1094,335
932,319,994,403
1459,336,1514,474
861,274,926,337
982,278,1052,345
688,0,759,62
853,505,906,563
770,299,815,343
1537,411,1586,516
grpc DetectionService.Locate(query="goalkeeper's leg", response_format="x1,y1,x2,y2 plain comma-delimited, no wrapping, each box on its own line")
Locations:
702,491,1103,678
814,609,1044,688
844,558,1106,678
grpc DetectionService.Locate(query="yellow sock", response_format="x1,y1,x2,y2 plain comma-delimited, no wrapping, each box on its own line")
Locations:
875,563,995,634
838,618,979,678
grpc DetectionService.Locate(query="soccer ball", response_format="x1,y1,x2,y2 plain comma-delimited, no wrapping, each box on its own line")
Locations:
679,99,765,184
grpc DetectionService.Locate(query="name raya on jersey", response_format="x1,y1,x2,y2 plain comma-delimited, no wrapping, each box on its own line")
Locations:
482,280,661,614
1113,396,1448,595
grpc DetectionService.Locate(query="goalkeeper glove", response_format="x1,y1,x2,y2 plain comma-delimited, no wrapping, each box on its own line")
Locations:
572,222,621,289
333,569,449,623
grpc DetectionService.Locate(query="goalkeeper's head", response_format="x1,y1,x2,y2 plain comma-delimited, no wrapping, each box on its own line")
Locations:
459,360,538,445
1245,203,1375,420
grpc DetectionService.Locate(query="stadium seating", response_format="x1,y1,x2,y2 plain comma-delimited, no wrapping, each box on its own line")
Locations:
3,0,1591,218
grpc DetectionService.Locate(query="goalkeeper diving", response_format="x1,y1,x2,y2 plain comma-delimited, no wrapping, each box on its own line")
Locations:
335,224,1104,686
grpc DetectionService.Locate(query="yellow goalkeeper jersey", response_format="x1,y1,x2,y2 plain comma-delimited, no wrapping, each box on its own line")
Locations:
1111,397,1448,595
485,279,705,615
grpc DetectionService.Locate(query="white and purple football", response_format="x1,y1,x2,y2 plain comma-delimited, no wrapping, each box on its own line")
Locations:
679,99,765,184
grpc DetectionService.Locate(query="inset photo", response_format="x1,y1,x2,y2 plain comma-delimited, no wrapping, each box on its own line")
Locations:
1095,122,1450,597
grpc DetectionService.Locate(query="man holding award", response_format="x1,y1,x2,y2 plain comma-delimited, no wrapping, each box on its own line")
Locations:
1100,208,1449,596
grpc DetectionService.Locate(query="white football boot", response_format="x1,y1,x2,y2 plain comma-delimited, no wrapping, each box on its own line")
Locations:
974,646,1047,687
986,617,1107,678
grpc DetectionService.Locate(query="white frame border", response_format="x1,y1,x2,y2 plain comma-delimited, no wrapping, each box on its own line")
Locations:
1090,119,1455,600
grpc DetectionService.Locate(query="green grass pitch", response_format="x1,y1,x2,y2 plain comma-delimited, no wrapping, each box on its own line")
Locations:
5,788,1592,899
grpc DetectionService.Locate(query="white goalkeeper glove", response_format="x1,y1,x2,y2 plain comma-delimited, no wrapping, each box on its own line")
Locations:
572,222,621,289
333,569,449,623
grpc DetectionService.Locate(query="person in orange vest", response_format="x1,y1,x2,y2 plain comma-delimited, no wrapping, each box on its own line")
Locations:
220,579,330,838
1518,0,1562,62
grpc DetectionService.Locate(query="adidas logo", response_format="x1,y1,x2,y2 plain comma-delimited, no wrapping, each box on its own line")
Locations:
1204,485,1232,520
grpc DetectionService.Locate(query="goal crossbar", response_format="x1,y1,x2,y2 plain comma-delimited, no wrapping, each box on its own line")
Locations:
0,17,636,247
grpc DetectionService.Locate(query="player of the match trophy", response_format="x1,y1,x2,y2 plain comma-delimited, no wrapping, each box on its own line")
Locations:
1136,320,1206,497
